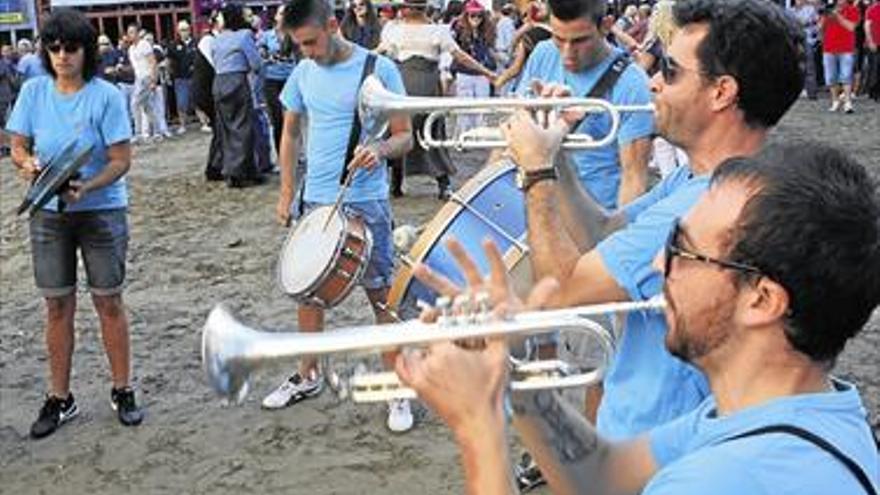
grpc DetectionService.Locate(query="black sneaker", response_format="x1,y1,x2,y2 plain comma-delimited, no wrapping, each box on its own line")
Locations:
30,394,79,440
514,452,547,493
110,387,144,426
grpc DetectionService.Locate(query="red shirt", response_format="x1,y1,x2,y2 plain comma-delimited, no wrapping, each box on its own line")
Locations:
822,3,860,54
867,3,880,46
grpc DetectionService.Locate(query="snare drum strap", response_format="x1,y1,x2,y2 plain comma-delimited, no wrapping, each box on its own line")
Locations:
340,53,378,185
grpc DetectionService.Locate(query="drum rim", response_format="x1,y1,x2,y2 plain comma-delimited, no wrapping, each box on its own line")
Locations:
276,205,351,298
388,158,518,309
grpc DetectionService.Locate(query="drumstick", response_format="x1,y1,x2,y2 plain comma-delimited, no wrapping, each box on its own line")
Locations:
323,166,357,231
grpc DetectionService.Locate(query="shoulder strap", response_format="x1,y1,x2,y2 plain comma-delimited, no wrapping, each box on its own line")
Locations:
340,53,377,185
571,52,631,131
721,424,877,495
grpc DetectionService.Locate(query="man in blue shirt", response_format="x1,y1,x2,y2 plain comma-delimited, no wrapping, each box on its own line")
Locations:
399,141,880,495
17,38,49,81
262,0,415,433
500,0,805,441
514,0,654,210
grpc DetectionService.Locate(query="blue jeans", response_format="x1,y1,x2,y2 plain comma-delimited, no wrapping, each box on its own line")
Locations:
823,52,855,85
174,78,192,117
29,209,129,297
296,199,394,290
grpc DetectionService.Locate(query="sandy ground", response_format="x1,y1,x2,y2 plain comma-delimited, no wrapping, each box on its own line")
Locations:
1,97,879,494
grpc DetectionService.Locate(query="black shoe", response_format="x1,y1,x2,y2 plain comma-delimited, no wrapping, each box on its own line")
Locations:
205,170,224,182
110,387,144,426
514,453,547,493
30,394,79,440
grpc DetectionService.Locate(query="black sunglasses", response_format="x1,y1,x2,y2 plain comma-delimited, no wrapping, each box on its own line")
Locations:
663,218,764,279
46,41,83,54
658,54,701,84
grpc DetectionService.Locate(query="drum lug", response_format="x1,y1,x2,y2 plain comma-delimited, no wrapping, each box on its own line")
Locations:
342,246,366,263
336,268,354,280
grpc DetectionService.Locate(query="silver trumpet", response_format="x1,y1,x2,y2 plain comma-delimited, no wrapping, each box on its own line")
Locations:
358,74,655,150
201,296,665,403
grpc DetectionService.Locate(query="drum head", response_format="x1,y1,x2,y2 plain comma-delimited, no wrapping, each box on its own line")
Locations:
278,206,346,296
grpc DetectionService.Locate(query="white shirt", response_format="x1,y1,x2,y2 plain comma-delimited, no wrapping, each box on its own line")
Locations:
128,39,154,79
198,33,217,69
377,22,458,63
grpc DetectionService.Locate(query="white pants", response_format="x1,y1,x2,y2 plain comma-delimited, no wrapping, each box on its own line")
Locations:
454,73,491,136
132,77,164,138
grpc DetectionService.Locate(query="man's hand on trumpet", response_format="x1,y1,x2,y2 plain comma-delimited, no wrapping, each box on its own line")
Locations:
395,237,560,444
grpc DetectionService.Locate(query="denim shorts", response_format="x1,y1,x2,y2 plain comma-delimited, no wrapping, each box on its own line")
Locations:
29,209,129,297
296,200,394,290
823,53,855,85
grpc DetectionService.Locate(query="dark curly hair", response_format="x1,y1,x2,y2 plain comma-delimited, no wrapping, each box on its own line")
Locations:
712,143,880,364
39,8,99,81
673,0,804,128
547,0,606,26
283,0,334,30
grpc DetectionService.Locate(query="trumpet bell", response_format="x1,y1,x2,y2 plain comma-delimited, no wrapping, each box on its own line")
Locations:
202,304,253,403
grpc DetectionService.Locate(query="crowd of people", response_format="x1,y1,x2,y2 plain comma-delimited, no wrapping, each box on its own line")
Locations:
3,0,879,493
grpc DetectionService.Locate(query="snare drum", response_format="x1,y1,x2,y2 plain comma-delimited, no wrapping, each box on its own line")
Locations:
388,159,532,318
277,205,373,308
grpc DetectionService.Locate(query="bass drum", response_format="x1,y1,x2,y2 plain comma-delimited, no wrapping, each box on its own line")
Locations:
389,158,532,319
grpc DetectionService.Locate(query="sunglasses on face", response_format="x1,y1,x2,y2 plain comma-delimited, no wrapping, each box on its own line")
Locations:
46,41,83,54
469,13,483,19
658,54,702,85
663,218,764,280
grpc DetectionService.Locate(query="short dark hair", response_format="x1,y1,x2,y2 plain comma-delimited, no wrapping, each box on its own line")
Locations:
673,0,804,128
282,0,334,30
547,0,606,26
712,143,880,364
221,4,248,31
39,8,99,81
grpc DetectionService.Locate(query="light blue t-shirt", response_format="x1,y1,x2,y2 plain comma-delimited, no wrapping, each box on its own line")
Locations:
5,76,133,212
259,29,296,82
17,53,48,80
646,379,879,494
515,42,654,210
594,165,711,441
280,45,405,204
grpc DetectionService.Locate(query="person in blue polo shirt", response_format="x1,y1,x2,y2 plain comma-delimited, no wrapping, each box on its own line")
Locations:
263,0,415,433
398,141,880,495
515,0,654,210
6,8,143,440
502,0,805,442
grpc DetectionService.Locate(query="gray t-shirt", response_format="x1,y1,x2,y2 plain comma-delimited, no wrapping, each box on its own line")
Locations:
791,4,820,46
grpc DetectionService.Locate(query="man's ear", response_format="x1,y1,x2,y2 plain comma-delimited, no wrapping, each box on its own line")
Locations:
740,276,790,328
710,74,740,113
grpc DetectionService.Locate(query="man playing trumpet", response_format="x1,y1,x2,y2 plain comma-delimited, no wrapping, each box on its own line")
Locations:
399,142,880,494
506,0,805,441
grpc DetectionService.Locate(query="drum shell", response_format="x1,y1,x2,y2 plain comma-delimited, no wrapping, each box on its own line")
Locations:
389,159,532,319
278,209,373,308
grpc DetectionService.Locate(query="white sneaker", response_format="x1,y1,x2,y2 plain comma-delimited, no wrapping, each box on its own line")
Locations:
386,399,414,433
843,100,854,114
829,101,841,112
262,371,323,410
200,124,212,133
176,126,186,135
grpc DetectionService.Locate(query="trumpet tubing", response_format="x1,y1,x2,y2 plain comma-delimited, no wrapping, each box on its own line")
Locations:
201,297,665,403
358,74,655,150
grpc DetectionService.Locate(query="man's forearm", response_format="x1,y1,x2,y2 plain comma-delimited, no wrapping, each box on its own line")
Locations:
510,389,612,495
455,411,518,495
279,136,301,197
377,131,412,160
617,138,651,207
85,158,130,191
526,178,585,288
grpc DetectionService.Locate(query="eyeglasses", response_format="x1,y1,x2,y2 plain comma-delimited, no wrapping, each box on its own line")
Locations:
663,218,764,279
658,54,701,84
46,41,83,54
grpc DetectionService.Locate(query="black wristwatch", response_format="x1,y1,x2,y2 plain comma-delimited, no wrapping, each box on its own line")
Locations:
515,166,558,192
